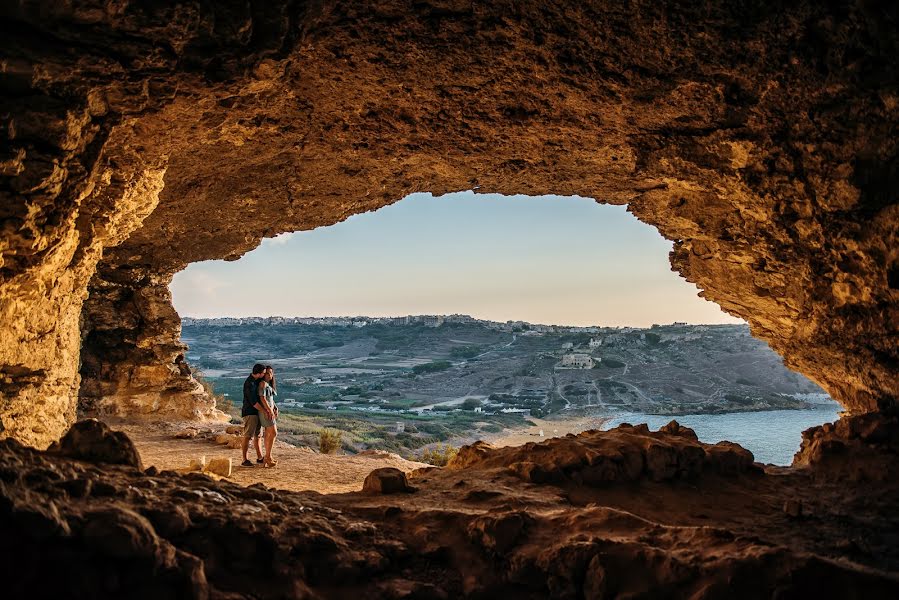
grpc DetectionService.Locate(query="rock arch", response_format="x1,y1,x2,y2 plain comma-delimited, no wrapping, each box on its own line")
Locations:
1,1,897,448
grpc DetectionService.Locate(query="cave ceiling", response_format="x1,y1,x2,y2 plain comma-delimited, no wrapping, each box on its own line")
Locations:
0,1,897,447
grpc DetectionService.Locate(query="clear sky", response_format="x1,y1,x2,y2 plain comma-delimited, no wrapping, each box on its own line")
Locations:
170,192,743,327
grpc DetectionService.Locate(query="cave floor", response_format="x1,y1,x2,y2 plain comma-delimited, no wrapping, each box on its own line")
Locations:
4,422,898,598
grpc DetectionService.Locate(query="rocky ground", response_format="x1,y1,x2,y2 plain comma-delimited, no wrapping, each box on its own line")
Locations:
3,417,898,599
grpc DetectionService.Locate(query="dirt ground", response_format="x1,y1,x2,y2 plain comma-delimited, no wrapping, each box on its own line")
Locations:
110,419,427,494
485,415,611,447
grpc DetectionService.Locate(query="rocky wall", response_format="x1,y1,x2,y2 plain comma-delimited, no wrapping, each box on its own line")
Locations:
1,1,897,446
79,267,220,421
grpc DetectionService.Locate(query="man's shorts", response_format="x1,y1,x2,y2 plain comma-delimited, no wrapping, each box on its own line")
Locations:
242,415,261,439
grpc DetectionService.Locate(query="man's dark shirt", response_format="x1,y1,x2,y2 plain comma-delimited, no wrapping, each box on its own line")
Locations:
241,375,259,416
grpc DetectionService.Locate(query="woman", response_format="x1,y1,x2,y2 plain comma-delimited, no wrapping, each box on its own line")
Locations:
257,365,279,467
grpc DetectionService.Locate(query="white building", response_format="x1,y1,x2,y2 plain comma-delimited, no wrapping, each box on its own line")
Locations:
559,354,594,369
588,338,602,348
561,342,574,350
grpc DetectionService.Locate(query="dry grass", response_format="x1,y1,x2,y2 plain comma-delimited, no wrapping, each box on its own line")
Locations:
319,428,343,454
421,443,458,466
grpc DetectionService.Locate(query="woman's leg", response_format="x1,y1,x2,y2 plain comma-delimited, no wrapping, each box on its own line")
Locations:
264,424,277,465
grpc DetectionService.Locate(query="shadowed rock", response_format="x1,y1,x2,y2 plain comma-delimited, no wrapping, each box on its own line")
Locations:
453,422,760,487
363,467,415,494
48,419,143,469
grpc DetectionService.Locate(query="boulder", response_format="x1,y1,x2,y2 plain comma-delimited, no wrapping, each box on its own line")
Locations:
81,507,162,561
188,456,207,471
447,441,494,469
214,434,243,449
467,512,531,554
205,457,232,477
659,420,699,441
363,468,414,494
49,419,142,469
705,442,757,475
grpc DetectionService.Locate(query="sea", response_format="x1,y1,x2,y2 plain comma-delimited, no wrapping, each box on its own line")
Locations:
600,395,842,466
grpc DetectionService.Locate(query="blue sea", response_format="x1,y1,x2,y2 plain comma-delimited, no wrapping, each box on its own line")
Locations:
601,398,842,466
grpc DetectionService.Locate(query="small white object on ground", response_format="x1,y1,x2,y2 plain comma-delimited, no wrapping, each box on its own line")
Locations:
205,457,232,477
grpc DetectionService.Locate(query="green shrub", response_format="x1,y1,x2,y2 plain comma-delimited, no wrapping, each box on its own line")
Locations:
450,345,482,359
461,398,482,411
421,444,458,466
412,360,452,375
319,428,343,454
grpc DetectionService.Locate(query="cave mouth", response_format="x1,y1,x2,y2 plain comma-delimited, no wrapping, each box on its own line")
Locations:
164,191,841,467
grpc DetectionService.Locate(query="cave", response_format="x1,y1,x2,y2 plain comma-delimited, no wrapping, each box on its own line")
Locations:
1,1,898,597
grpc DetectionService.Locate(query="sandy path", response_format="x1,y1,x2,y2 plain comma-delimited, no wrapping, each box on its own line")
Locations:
111,420,428,494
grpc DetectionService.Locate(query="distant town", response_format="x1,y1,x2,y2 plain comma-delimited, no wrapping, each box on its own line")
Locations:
182,313,723,335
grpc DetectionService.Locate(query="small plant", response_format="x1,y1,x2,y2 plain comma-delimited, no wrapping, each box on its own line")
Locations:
421,443,458,467
319,428,343,454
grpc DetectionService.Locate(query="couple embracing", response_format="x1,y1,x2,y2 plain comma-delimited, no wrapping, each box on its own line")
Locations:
240,363,279,467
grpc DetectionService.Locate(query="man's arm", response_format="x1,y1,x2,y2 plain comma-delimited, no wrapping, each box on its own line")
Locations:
255,380,274,419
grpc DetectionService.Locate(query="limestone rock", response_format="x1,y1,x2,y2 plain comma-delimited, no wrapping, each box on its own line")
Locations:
204,457,232,478
2,1,897,447
783,499,803,519
188,456,206,472
793,413,899,481
3,425,899,598
363,467,414,494
461,423,758,487
214,434,243,449
467,512,532,555
448,441,495,470
49,419,142,469
705,441,757,475
174,428,199,439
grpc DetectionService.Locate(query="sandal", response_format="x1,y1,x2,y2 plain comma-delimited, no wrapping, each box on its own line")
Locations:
263,458,278,468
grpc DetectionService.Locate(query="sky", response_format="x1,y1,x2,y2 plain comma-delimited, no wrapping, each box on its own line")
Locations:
170,192,744,327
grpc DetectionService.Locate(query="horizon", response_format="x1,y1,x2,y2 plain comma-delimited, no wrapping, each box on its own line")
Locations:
171,192,745,328
181,313,747,330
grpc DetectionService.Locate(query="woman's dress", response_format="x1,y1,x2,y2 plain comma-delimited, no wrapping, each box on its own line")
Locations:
258,382,277,428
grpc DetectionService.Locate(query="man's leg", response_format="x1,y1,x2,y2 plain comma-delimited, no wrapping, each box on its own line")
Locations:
241,416,259,466
241,435,250,462
254,430,263,460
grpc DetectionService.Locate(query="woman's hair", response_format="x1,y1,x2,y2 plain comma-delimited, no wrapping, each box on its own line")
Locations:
264,365,276,392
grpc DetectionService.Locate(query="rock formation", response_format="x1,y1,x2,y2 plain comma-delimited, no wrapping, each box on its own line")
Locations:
1,1,897,447
4,3,898,595
2,421,898,598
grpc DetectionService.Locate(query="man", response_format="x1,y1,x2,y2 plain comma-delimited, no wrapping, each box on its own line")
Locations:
240,363,267,467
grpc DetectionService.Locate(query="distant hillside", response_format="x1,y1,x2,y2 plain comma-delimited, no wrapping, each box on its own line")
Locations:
181,318,830,457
